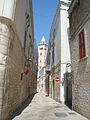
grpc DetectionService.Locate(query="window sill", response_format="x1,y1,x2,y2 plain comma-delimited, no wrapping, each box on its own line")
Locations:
79,55,88,62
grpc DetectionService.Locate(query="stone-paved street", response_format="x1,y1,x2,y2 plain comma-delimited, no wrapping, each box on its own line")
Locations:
12,92,88,120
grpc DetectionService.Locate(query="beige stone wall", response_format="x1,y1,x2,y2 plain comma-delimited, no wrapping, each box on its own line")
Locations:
0,22,31,120
69,1,90,119
70,17,90,119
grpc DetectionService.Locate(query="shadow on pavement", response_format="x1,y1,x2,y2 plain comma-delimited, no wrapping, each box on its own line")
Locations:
10,94,36,120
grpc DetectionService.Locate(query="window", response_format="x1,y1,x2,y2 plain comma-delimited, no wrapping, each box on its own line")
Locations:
52,47,54,65
24,31,27,51
79,29,86,59
40,53,42,55
45,48,47,51
40,60,41,63
52,29,55,47
25,13,30,29
40,48,43,50
29,34,31,39
28,48,30,60
53,29,55,38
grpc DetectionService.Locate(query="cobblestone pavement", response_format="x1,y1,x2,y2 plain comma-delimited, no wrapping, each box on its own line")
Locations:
12,92,88,120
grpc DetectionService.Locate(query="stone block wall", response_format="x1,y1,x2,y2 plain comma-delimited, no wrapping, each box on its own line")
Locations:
69,0,90,37
70,16,90,119
0,21,30,120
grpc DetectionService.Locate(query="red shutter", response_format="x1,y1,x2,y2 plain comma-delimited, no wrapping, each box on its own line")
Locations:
82,29,86,58
79,32,82,59
79,29,86,59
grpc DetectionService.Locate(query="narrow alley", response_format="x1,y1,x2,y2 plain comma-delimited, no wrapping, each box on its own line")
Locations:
12,92,88,120
0,0,90,120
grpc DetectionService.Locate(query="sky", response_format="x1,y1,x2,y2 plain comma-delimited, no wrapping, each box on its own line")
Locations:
32,0,59,46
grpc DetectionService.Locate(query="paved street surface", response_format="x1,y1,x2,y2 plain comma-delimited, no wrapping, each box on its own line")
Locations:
12,92,88,120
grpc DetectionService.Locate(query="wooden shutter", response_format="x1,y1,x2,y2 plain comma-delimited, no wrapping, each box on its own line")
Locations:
79,29,86,59
82,29,86,58
79,32,82,59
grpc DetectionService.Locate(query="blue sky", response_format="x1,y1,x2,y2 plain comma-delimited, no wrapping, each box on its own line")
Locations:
32,0,59,46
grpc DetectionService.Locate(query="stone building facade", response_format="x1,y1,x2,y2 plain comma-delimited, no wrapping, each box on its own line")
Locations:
46,0,71,102
0,0,37,119
69,0,90,119
45,37,51,96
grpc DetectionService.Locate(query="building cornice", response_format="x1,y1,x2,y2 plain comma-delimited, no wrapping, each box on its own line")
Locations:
68,0,79,15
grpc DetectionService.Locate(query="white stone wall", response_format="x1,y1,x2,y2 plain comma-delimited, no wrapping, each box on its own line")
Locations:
0,0,16,20
0,0,32,55
49,1,71,102
60,2,71,102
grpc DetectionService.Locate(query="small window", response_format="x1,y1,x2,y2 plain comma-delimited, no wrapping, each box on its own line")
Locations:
25,13,30,28
40,53,42,55
79,29,86,59
40,48,43,50
40,60,41,63
29,34,31,39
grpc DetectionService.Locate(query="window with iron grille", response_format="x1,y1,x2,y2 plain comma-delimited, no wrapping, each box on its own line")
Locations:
79,29,86,59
